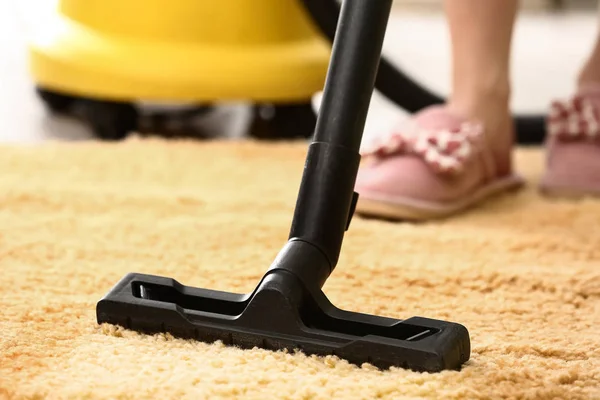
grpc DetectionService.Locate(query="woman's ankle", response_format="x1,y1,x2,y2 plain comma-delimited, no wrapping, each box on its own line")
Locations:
446,89,511,135
577,70,600,89
577,39,600,89
448,82,510,113
445,89,514,176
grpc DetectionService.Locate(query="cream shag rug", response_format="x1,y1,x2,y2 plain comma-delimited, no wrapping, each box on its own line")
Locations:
1,139,599,400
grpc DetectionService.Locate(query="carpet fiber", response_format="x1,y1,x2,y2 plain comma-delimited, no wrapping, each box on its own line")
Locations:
1,139,599,400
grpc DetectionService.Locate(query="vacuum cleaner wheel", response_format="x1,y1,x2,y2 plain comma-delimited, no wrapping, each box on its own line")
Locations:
36,87,76,113
36,86,139,141
248,101,317,140
78,99,139,141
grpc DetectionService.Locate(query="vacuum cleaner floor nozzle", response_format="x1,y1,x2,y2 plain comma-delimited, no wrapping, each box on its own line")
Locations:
97,270,469,372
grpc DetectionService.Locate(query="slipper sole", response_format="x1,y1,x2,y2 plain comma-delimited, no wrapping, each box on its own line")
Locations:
355,175,525,221
539,184,600,199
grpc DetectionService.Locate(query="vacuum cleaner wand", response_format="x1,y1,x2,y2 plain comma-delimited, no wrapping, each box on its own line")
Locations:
96,0,470,372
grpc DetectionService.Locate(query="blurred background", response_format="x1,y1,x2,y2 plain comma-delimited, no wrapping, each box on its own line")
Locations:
1,0,598,144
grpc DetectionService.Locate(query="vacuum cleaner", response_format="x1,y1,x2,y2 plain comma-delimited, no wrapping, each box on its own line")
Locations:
27,0,331,141
96,0,470,372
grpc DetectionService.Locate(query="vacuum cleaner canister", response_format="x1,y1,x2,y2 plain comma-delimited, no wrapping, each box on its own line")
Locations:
27,0,331,102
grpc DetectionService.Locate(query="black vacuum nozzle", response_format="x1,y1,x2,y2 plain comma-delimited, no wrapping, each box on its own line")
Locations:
97,0,471,372
97,240,470,372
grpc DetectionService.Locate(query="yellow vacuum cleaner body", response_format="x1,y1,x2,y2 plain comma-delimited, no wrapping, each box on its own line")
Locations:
27,0,332,139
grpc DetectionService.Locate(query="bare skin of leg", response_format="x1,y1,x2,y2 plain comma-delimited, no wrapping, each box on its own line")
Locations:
578,30,600,87
443,0,519,177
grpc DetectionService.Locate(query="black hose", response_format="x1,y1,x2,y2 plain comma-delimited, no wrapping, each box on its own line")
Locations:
300,0,546,144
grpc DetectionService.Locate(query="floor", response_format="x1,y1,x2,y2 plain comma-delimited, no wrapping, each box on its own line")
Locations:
0,0,598,143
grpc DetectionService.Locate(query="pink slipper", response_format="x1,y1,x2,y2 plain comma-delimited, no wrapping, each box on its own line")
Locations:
354,106,524,221
540,85,600,198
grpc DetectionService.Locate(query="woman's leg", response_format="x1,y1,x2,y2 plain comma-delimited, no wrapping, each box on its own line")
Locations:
578,30,600,87
354,0,523,221
444,0,519,176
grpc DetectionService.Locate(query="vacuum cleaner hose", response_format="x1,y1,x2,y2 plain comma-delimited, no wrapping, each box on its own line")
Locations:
300,0,546,145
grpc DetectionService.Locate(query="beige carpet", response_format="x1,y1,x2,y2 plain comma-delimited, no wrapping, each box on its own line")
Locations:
1,138,598,400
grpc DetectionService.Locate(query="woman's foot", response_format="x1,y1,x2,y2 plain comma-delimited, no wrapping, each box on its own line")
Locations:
540,84,600,198
354,104,524,221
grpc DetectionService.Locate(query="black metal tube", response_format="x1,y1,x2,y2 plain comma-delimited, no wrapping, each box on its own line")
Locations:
288,0,392,276
312,0,393,150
